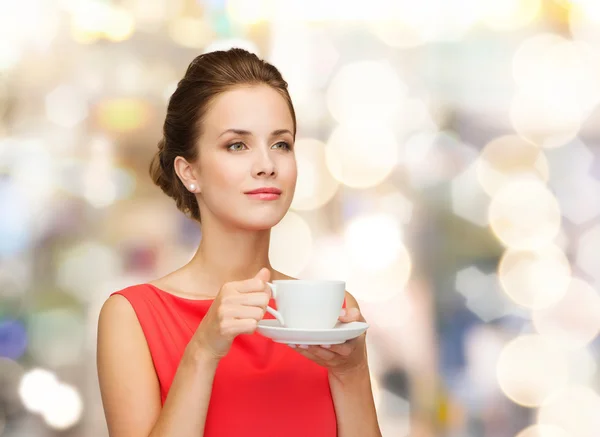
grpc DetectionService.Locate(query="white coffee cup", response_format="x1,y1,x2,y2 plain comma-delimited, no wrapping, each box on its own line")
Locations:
264,280,346,329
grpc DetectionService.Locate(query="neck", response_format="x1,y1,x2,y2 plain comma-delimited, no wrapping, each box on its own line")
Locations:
185,220,273,293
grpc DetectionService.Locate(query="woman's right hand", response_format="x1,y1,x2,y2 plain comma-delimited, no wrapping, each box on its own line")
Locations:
192,268,272,361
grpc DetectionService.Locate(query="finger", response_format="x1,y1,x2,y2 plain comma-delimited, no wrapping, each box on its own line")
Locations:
338,307,361,322
233,278,269,293
254,267,271,283
294,348,328,365
220,318,259,337
301,345,335,361
327,341,355,357
219,305,265,321
234,291,271,308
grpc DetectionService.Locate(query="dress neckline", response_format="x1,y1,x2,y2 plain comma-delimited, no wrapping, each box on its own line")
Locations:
144,283,216,303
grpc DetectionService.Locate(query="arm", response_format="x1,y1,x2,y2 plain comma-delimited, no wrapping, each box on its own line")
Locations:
328,292,382,437
97,295,219,437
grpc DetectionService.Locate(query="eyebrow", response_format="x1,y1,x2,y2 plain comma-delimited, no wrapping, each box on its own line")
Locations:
218,128,294,138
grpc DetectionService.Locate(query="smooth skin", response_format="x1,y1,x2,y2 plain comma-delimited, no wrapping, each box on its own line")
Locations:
97,84,382,437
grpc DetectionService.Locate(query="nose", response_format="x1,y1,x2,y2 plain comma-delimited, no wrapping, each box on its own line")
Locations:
252,148,277,178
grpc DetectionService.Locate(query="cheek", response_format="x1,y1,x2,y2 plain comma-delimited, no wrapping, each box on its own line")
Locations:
282,158,298,187
202,158,245,193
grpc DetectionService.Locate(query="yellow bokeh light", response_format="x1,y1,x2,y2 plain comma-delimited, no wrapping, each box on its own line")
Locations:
496,334,568,407
537,385,600,437
477,135,549,197
498,244,571,310
481,0,542,31
71,3,135,43
532,278,600,350
167,17,214,49
290,138,340,211
325,124,399,189
95,98,151,133
489,179,561,250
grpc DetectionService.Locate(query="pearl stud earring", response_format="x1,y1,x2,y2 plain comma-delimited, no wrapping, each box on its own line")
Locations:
189,184,196,192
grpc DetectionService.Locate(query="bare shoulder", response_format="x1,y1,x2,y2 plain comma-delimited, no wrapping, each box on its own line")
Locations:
97,294,161,437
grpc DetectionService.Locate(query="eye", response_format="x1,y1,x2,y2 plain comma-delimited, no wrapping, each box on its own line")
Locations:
227,142,247,151
272,141,292,151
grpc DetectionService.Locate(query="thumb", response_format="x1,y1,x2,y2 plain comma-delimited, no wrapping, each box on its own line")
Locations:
255,267,271,283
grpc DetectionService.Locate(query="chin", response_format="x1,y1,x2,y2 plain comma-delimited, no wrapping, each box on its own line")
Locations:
233,211,287,231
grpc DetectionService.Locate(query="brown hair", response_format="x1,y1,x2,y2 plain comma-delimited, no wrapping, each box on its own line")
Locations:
149,48,296,222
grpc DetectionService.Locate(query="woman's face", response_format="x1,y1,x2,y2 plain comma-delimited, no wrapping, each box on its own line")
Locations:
194,84,297,230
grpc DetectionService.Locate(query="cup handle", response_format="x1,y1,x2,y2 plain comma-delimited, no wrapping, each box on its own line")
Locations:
265,282,285,326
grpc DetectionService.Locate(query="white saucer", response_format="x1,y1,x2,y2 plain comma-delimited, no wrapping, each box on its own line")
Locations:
257,320,369,345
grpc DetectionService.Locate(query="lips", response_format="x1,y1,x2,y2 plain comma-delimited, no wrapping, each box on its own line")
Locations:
244,187,282,195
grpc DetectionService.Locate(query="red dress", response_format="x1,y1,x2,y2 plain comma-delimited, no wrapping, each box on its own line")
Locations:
111,284,341,437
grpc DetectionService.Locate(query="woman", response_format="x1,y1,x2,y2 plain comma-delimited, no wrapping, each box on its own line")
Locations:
97,48,382,437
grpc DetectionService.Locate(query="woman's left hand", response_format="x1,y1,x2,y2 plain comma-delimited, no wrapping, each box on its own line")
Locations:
289,307,368,378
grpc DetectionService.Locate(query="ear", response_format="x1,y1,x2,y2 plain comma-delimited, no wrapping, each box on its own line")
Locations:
174,156,201,192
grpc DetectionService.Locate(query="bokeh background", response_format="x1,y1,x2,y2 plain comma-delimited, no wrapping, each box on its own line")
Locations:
2,0,600,436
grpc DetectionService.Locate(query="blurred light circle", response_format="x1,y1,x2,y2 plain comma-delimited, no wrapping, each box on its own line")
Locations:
168,17,214,48
488,179,561,250
346,252,412,303
0,41,20,70
45,84,88,128
326,61,407,125
290,138,339,211
498,244,571,310
57,241,122,302
104,6,135,42
369,19,426,49
569,1,600,49
477,135,549,197
513,33,567,93
481,0,541,31
27,309,86,367
537,385,600,437
515,424,569,437
496,334,568,407
532,278,600,350
96,98,151,133
269,212,313,276
18,368,58,414
226,0,274,24
0,181,32,256
566,348,597,386
42,383,83,430
325,124,398,188
344,214,404,272
576,224,600,282
10,138,58,212
513,37,600,117
0,319,27,360
71,2,134,42
300,237,351,281
123,0,180,31
510,91,583,149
